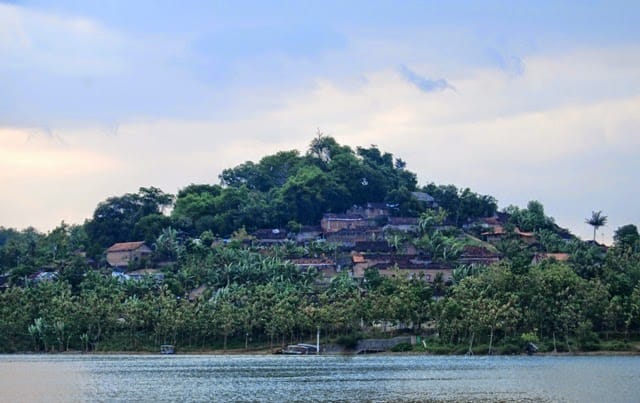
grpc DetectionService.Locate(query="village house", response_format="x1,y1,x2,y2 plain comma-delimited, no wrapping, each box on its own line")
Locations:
353,241,393,253
106,241,152,269
126,268,165,282
351,253,451,283
384,216,419,233
346,202,389,219
111,268,164,282
411,192,438,208
481,226,536,244
251,228,288,245
320,213,367,233
288,258,338,279
293,225,323,243
458,245,502,265
464,213,511,232
30,271,58,283
324,228,382,247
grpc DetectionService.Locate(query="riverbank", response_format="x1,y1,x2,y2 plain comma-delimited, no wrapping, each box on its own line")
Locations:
16,346,639,356
9,339,640,356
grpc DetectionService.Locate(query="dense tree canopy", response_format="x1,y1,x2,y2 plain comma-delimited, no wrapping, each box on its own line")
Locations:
170,136,424,235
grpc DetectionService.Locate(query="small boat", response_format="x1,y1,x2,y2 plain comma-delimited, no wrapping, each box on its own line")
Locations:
160,344,175,354
525,342,538,355
276,343,318,355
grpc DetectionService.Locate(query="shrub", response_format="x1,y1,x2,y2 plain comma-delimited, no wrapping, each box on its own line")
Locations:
390,342,413,352
335,334,360,349
496,342,522,355
600,340,630,351
423,343,455,354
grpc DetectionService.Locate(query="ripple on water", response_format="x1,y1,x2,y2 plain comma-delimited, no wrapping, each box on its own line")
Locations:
0,354,639,402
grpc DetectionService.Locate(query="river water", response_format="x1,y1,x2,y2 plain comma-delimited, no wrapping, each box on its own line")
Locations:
0,354,638,402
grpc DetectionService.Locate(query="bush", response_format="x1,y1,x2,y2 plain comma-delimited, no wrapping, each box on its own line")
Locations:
335,334,360,349
422,343,455,354
496,342,522,355
390,342,413,352
600,340,630,351
580,340,601,351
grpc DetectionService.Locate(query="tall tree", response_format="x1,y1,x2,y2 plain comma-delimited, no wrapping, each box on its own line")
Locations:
586,211,607,242
613,224,639,249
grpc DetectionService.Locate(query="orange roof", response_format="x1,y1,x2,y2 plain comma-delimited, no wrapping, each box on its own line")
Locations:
352,254,365,263
515,229,535,237
106,241,148,252
482,226,505,236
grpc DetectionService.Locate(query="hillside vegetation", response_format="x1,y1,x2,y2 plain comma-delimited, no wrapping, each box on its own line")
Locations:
0,136,639,354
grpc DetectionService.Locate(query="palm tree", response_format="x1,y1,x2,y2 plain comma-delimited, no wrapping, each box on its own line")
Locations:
585,211,607,241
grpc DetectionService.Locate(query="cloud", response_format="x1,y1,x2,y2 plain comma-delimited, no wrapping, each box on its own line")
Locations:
486,48,525,76
0,3,125,76
0,127,122,230
398,65,455,93
1,0,639,246
0,128,118,180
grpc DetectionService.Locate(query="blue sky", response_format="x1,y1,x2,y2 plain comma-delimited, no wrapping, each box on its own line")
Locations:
1,0,639,242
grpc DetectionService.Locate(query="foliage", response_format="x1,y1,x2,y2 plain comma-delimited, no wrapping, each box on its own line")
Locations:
505,200,555,232
422,184,497,226
1,136,639,354
614,224,639,250
585,210,608,242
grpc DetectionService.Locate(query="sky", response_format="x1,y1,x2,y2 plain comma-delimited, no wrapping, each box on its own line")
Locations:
1,0,639,243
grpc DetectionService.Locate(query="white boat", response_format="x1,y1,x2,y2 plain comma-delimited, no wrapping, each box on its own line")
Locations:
160,344,175,354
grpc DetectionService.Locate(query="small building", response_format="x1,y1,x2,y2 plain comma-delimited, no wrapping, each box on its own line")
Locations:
346,203,389,219
481,226,536,244
320,214,367,233
458,245,502,265
31,271,59,283
385,217,419,232
353,241,393,253
324,228,382,247
112,268,165,282
351,253,451,283
411,192,438,208
294,226,323,243
288,258,338,279
126,268,164,282
252,228,288,245
106,241,152,269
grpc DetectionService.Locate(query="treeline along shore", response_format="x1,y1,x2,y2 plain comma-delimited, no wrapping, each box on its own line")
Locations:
1,136,639,354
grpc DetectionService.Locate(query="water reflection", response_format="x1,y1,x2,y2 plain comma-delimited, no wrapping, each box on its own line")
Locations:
0,355,638,402
0,357,89,402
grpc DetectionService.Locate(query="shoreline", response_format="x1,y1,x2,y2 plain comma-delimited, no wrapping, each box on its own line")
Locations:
6,348,640,357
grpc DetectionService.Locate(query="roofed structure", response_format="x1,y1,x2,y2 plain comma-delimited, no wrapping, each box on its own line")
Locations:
106,241,152,268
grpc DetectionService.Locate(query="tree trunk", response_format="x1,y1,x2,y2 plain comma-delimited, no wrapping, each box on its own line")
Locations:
488,327,494,355
467,332,475,355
